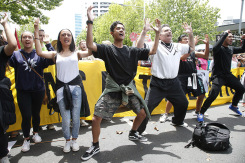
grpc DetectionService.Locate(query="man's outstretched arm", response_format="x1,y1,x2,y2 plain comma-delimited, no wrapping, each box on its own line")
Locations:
86,6,97,52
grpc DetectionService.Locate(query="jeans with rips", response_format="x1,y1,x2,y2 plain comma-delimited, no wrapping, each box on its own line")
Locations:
58,86,82,140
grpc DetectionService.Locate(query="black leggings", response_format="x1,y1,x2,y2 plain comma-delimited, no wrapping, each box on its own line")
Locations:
201,74,245,114
0,126,8,158
17,90,45,138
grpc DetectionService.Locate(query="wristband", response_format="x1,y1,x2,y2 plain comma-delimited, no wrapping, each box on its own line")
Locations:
35,38,40,40
86,20,93,25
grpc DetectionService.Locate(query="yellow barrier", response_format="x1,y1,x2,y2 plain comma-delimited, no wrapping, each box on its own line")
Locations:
6,61,245,132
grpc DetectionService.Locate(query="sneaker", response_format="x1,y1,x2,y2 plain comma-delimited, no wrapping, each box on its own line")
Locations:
81,144,100,161
229,105,243,116
71,140,79,152
171,122,189,127
197,113,204,122
21,139,30,152
0,156,10,163
63,141,71,153
192,111,208,117
47,124,55,130
80,119,89,127
159,113,168,123
32,133,42,143
129,131,148,142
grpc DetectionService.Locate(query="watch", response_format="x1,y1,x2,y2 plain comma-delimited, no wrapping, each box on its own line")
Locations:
86,20,93,25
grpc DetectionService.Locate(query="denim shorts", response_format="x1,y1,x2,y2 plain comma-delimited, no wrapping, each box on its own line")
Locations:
94,92,144,121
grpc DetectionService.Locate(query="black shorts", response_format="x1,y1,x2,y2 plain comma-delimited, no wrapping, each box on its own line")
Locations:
178,75,205,97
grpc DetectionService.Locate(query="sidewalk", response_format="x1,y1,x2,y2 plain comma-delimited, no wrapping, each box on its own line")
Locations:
7,103,245,163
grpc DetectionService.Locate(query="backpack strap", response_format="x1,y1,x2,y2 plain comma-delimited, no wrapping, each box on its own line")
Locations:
185,140,195,148
206,123,229,130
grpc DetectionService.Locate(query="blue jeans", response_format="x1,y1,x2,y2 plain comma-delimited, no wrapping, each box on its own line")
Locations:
58,86,82,140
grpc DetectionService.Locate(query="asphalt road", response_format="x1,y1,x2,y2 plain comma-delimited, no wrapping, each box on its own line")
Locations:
7,103,245,163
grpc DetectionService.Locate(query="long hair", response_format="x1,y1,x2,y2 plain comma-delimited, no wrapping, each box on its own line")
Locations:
57,29,75,53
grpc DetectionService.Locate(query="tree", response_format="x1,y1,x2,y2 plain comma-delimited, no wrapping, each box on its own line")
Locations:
93,0,220,46
0,0,63,25
93,0,145,46
147,0,220,42
75,29,87,48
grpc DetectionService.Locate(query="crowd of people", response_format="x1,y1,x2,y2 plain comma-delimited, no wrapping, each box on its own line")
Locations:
0,5,245,162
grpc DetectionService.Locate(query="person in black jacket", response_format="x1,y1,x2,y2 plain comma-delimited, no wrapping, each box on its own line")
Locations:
198,30,245,122
0,13,17,163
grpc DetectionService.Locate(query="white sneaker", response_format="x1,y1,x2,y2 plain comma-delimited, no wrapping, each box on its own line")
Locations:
21,139,30,152
192,111,208,117
71,140,79,151
32,133,42,143
159,113,168,123
80,120,89,127
171,122,188,127
0,156,10,163
63,141,71,153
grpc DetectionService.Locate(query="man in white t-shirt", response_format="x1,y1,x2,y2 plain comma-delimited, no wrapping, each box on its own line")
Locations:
136,23,195,134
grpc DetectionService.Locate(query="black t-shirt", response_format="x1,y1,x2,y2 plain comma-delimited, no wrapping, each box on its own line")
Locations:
0,46,11,80
93,44,149,85
178,52,196,75
212,32,245,77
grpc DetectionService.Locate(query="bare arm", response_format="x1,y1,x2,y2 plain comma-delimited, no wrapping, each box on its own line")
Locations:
149,19,161,55
183,22,195,52
136,18,161,55
1,13,17,56
77,49,93,59
180,53,191,60
136,18,152,48
86,6,97,52
34,18,56,59
195,34,209,60
194,35,200,45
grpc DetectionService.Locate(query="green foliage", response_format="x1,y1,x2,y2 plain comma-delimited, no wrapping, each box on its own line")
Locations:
0,0,63,25
93,1,145,46
148,0,220,42
75,29,87,47
93,0,220,46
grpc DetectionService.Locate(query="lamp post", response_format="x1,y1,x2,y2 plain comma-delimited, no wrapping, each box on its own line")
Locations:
239,0,244,34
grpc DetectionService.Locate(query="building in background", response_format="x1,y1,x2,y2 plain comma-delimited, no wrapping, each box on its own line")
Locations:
74,14,83,39
77,0,122,32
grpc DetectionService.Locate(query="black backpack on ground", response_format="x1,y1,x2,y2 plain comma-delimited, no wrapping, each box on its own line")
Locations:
185,122,230,151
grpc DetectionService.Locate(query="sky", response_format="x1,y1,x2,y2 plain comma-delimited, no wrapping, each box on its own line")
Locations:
208,0,244,22
3,0,244,40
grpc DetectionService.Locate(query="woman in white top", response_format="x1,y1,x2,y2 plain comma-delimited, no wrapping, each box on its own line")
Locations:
34,18,92,153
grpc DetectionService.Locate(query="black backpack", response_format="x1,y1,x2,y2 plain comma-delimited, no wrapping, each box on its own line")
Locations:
185,122,230,151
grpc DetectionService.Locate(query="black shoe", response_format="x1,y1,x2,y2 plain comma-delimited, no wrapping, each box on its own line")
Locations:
129,131,148,142
81,144,100,161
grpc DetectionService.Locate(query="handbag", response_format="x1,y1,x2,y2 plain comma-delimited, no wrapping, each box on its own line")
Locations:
20,52,48,104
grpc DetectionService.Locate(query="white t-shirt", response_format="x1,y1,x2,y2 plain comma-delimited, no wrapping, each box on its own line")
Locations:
56,52,79,102
147,41,190,79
